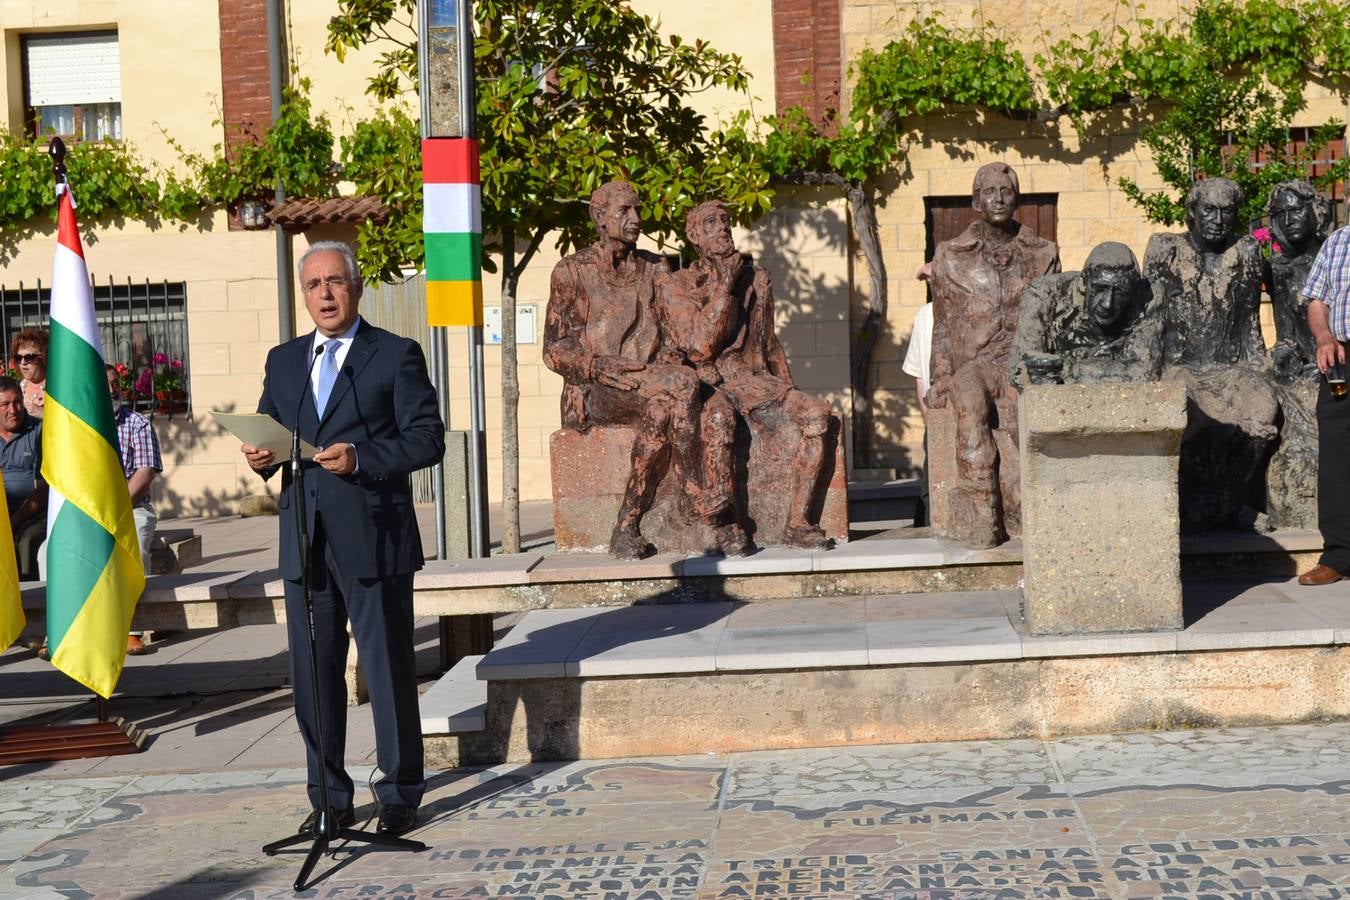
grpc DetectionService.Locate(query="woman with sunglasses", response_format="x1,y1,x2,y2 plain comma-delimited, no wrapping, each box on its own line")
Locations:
10,327,47,420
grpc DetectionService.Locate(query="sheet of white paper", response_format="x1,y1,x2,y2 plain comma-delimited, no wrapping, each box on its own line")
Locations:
210,412,319,460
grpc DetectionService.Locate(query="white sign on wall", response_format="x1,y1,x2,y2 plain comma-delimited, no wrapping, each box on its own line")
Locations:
485,304,538,345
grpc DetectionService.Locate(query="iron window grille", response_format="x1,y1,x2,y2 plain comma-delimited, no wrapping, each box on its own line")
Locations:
0,277,191,419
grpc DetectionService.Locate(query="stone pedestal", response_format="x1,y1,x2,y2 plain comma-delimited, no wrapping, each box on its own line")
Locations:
1020,382,1187,635
927,408,1019,541
551,413,849,554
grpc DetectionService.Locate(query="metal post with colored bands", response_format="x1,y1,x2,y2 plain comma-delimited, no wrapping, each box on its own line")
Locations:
422,137,483,327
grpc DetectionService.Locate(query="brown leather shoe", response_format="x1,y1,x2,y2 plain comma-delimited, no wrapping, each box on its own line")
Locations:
126,634,147,655
1297,564,1343,586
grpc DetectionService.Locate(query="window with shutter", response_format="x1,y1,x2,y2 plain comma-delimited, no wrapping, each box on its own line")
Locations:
23,31,122,142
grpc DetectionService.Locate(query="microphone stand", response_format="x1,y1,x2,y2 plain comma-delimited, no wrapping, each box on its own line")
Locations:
262,344,427,891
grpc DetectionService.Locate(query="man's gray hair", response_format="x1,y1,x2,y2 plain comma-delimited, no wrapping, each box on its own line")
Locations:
298,241,362,286
1186,177,1243,215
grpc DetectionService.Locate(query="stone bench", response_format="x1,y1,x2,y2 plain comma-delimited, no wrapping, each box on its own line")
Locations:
550,413,850,553
151,529,202,574
420,654,487,736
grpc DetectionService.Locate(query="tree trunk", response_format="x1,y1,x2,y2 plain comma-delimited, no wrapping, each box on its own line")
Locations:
778,172,888,470
846,179,887,469
500,227,521,553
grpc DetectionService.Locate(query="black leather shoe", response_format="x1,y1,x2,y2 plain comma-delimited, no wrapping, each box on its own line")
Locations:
376,804,418,835
298,806,354,835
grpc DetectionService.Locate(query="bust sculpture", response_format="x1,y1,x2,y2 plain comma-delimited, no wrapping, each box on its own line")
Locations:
1012,242,1162,387
927,162,1060,547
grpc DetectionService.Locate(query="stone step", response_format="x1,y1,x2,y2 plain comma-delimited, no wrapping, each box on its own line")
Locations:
472,579,1350,682
434,579,1350,764
419,654,487,736
151,529,201,574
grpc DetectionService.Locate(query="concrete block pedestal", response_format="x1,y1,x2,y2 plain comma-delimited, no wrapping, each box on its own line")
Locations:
1019,381,1187,635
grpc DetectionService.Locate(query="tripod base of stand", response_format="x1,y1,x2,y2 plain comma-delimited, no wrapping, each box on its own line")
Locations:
263,810,428,892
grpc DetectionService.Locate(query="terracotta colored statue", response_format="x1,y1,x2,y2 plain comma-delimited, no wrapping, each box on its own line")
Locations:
927,162,1060,547
659,200,834,550
1144,177,1279,531
1012,242,1163,387
543,181,713,559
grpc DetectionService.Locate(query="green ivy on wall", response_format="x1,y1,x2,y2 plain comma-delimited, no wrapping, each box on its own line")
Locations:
754,0,1350,465
0,82,337,261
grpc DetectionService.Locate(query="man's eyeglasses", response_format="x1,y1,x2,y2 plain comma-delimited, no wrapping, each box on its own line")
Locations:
302,275,353,293
15,354,42,364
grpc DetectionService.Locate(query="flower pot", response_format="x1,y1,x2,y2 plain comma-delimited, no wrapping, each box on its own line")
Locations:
154,390,188,416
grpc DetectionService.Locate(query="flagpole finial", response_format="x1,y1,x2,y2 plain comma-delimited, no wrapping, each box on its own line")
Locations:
49,137,67,187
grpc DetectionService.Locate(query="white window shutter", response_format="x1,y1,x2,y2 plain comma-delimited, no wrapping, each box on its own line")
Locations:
26,33,121,106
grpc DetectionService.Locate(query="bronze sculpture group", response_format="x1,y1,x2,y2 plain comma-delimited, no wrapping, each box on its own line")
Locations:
996,171,1326,545
545,181,836,559
546,166,1334,558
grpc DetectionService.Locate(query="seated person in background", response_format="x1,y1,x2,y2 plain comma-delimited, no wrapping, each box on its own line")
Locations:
11,327,47,420
0,376,46,579
109,364,162,655
1011,241,1163,387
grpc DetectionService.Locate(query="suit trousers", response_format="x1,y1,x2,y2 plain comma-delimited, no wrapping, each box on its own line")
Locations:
1316,358,1350,573
283,511,425,811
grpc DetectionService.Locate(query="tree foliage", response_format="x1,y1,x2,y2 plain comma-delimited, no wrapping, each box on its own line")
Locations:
326,0,774,282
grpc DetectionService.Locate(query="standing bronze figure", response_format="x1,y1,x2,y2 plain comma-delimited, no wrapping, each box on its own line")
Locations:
1263,180,1332,529
927,163,1060,547
1145,177,1279,531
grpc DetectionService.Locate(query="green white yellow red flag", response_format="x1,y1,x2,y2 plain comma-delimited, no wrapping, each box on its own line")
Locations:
41,181,144,697
422,137,483,326
0,493,21,651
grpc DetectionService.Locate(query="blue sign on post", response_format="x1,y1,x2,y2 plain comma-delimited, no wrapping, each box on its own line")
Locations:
429,0,457,27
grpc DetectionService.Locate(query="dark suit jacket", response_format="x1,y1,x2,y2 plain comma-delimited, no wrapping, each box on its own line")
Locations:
256,320,445,581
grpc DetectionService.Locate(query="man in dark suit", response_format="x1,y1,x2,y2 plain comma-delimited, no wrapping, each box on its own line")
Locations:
242,241,444,837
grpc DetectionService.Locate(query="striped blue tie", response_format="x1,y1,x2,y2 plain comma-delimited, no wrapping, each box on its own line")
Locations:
315,339,340,414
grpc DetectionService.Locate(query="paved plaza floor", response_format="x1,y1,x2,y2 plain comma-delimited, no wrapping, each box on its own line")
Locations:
3,507,1349,898
1,719,1348,898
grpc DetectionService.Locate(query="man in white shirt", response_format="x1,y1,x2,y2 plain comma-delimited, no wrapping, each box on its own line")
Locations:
902,292,934,526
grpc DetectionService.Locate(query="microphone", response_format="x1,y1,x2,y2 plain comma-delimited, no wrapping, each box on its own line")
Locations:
292,344,325,476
